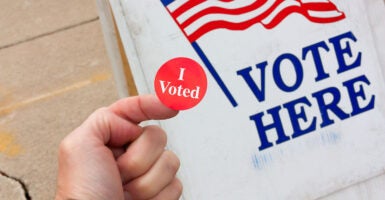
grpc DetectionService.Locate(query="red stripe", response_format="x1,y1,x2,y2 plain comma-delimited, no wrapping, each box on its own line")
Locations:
179,0,345,42
302,2,339,11
303,11,345,24
260,2,345,28
262,5,303,29
301,2,346,23
187,0,284,42
171,0,205,18
180,0,268,30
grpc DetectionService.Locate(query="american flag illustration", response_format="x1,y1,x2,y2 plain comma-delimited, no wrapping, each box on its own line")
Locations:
162,0,345,42
161,0,346,107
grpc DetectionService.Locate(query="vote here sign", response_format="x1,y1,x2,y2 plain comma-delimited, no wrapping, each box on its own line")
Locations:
111,0,385,199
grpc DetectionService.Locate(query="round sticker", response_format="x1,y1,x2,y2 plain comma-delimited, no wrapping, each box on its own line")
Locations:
154,57,207,110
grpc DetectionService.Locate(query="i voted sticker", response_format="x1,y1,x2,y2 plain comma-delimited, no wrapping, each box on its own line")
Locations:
154,57,207,110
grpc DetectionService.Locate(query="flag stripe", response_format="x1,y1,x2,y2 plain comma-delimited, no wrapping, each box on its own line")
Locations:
262,4,303,28
166,0,345,42
303,1,342,11
183,1,277,37
308,10,345,18
262,2,345,28
176,0,259,23
261,1,301,27
301,0,329,3
179,0,268,30
185,0,284,42
304,12,345,23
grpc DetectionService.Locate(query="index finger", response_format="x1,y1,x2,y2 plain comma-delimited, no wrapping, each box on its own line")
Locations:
109,94,178,124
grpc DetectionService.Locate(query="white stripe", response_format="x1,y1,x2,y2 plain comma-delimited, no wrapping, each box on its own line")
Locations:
261,0,301,25
300,0,330,3
168,0,189,12
308,10,343,18
184,0,276,36
177,0,255,24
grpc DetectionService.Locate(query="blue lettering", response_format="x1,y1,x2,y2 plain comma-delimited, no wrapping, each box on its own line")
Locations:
302,41,331,82
273,53,304,92
251,75,375,151
312,87,350,128
283,96,317,139
329,31,362,74
243,31,375,151
237,61,268,102
343,75,375,116
250,106,290,151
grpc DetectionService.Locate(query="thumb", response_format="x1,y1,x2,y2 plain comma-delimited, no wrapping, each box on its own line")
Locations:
76,95,178,147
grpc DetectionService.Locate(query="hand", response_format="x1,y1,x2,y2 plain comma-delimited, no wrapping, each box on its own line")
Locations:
55,95,182,200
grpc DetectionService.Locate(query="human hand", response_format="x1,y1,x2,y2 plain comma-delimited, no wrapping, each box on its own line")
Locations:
55,95,182,200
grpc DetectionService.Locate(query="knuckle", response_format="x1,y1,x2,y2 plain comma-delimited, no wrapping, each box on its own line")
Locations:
124,155,145,175
172,178,183,197
151,179,183,200
89,107,112,131
58,137,72,155
129,179,158,199
145,125,167,147
163,151,180,173
58,134,80,158
91,107,110,122
90,107,109,120
94,106,109,114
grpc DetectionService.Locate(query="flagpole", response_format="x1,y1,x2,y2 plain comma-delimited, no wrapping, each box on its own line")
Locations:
191,42,238,107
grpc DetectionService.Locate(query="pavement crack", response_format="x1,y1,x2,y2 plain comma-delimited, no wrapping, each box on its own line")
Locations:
0,170,31,200
0,17,99,50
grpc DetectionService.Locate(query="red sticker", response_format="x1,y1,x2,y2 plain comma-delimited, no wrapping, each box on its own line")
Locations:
154,57,207,110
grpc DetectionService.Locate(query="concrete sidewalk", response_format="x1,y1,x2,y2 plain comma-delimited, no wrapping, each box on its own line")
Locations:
0,0,119,199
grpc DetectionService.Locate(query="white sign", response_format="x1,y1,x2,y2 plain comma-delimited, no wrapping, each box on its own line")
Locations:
109,0,385,199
